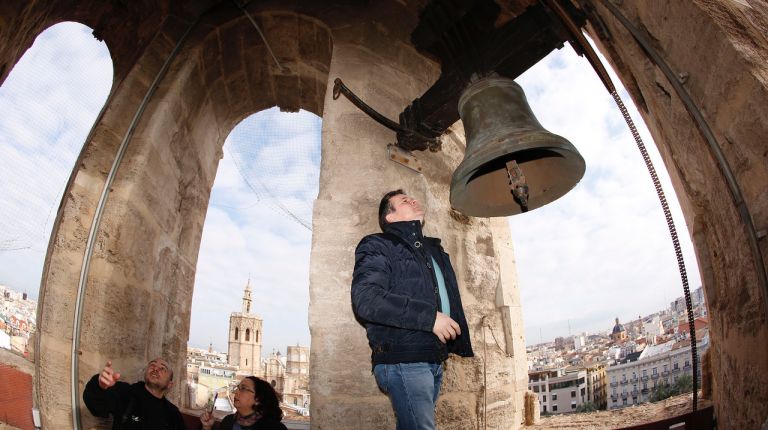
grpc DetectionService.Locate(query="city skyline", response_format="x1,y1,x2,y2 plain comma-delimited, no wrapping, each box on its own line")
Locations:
0,21,701,355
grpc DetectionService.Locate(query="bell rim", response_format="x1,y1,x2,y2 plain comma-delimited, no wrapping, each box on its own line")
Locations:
451,136,586,186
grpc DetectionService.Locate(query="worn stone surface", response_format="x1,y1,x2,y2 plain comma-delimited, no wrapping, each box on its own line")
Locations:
528,392,712,430
1,1,767,429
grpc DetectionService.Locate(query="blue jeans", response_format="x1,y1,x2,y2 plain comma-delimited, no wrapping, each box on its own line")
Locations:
373,362,443,430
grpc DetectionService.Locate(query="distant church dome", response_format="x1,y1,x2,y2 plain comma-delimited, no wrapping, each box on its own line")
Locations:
612,317,625,335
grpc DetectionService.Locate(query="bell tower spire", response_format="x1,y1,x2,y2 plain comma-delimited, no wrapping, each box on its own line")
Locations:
242,276,252,314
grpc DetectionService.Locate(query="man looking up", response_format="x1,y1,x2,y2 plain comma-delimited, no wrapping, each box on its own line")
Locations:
351,189,474,429
83,358,186,430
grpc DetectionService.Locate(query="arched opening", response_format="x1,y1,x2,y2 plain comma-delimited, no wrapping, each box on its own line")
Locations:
510,40,703,416
0,2,765,429
187,107,320,415
0,21,111,428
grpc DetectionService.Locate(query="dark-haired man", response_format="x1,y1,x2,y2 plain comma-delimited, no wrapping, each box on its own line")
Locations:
83,358,186,430
351,189,474,429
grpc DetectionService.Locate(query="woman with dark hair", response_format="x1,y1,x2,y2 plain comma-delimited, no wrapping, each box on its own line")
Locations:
200,376,287,430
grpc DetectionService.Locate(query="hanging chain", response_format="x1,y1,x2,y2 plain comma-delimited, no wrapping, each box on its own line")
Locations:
611,90,698,410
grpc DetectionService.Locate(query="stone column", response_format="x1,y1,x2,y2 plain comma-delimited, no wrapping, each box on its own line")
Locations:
308,23,528,429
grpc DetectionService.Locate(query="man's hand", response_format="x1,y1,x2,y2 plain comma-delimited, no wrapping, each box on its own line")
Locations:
432,312,460,343
98,361,121,390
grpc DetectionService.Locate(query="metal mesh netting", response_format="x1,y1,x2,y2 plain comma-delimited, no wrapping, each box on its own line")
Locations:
0,23,112,252
222,108,321,231
0,22,321,259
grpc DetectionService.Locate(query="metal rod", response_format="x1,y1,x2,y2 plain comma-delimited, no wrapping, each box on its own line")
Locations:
233,0,285,73
69,16,199,430
332,78,439,145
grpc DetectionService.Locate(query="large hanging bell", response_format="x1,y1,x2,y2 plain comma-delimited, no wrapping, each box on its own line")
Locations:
450,76,585,217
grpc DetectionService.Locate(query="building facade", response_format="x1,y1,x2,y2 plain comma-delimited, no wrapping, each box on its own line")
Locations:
284,345,310,409
529,368,589,414
606,334,709,410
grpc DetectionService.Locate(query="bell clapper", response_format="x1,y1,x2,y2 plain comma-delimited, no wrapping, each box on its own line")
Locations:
505,160,530,212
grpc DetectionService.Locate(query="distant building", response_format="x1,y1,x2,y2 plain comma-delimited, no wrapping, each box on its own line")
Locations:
574,333,586,351
605,331,709,410
584,362,607,410
262,349,285,393
529,367,588,414
186,345,237,409
284,345,310,409
610,318,627,343
228,280,263,376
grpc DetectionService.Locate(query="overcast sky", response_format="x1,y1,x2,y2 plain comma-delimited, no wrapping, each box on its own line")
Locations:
0,21,700,356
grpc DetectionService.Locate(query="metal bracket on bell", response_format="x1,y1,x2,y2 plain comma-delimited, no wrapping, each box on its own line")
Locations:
387,144,423,174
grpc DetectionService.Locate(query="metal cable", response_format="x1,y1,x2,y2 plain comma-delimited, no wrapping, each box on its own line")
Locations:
597,0,768,347
232,0,284,73
69,15,200,430
544,0,705,411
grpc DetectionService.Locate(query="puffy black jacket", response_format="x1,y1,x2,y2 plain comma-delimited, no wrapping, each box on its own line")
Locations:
351,220,474,366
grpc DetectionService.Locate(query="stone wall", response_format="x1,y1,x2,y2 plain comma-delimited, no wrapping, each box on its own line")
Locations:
3,0,766,429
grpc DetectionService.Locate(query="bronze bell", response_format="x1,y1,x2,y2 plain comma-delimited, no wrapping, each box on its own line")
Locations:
450,76,585,217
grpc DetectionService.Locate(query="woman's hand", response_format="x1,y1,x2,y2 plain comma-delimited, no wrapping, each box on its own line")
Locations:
200,411,214,430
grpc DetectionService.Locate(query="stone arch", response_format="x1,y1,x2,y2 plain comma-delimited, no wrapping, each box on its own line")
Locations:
1,1,766,429
8,5,333,426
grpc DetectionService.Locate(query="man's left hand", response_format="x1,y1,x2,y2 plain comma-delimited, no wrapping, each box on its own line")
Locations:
433,312,460,343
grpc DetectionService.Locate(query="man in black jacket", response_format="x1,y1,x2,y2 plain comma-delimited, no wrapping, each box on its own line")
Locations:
83,358,186,430
351,189,474,430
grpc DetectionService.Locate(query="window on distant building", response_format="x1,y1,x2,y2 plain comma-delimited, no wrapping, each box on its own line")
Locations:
543,406,547,412
623,399,627,406
552,394,557,401
246,328,250,341
663,364,668,371
571,402,576,409
553,405,558,412
235,327,239,340
674,362,679,369
543,395,547,402
643,369,647,376
685,360,690,367
571,391,576,398
652,367,657,375
581,388,585,396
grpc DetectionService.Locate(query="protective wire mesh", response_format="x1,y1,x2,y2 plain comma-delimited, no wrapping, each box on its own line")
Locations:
0,23,112,252
222,108,321,231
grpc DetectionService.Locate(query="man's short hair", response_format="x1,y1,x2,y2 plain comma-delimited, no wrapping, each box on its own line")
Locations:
378,189,404,231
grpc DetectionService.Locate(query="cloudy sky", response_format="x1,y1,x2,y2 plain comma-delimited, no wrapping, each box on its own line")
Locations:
0,21,700,356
